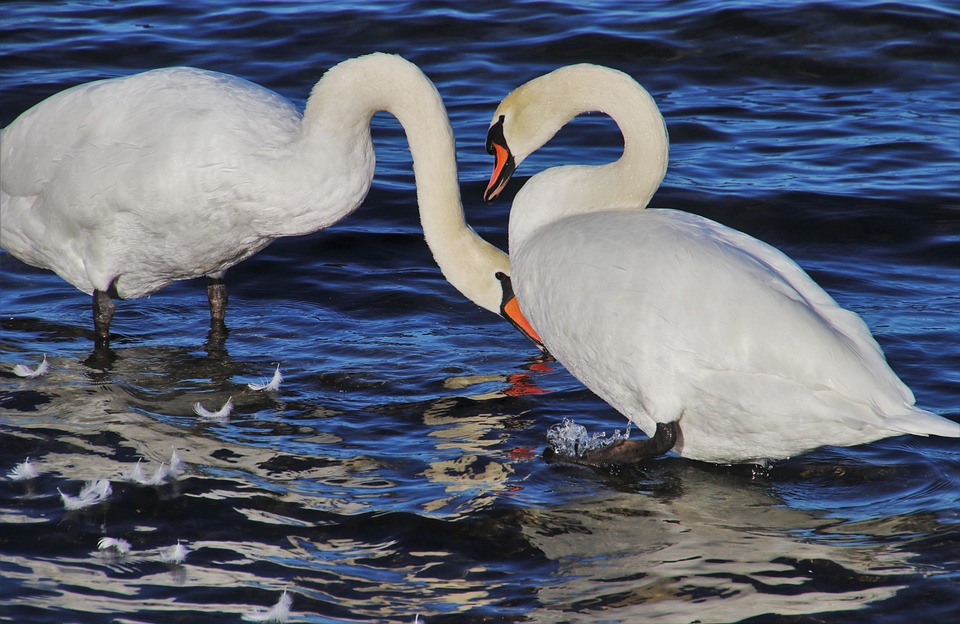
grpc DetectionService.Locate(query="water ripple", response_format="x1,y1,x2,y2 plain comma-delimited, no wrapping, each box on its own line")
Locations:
2,1,958,622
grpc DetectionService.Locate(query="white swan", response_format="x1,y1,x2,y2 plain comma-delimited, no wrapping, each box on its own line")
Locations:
484,64,959,465
1,53,539,349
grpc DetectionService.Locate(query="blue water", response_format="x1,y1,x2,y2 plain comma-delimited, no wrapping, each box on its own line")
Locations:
1,1,958,622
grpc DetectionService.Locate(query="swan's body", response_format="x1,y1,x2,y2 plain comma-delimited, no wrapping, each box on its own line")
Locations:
485,64,958,464
2,53,528,347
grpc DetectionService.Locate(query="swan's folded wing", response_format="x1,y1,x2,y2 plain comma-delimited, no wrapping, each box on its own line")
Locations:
516,209,917,420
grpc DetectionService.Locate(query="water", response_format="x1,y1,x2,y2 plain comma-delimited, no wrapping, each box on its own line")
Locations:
1,1,958,622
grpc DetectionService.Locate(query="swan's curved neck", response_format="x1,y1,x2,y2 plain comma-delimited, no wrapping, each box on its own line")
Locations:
537,66,667,206
304,55,508,314
501,64,669,249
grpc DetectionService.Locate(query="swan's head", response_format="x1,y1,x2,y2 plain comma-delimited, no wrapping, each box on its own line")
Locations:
483,64,601,202
484,63,666,203
482,98,556,203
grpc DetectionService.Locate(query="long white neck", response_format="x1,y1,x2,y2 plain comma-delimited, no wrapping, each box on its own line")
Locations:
501,65,669,250
302,54,508,314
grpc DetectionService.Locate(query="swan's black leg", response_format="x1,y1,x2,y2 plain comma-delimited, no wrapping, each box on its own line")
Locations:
564,421,680,467
206,276,229,346
206,276,228,325
83,289,119,368
92,289,116,347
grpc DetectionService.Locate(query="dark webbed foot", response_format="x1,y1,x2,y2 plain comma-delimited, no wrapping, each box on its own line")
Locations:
553,421,680,467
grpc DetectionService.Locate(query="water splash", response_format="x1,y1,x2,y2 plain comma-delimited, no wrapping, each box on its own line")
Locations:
546,418,631,458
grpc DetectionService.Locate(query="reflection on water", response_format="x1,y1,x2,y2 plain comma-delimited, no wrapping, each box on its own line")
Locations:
0,350,540,620
521,467,916,622
2,352,948,622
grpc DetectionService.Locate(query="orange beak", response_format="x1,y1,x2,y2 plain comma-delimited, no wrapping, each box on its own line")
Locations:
484,115,515,203
496,272,545,352
502,294,544,349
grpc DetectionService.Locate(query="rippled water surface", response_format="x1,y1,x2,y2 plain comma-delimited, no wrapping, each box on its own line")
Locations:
1,1,958,622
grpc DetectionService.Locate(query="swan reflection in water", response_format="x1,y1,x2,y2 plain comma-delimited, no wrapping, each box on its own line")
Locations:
519,463,919,622
0,350,931,622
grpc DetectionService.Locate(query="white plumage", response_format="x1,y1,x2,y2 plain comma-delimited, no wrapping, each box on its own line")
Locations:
1,53,513,345
485,64,959,464
2,67,337,301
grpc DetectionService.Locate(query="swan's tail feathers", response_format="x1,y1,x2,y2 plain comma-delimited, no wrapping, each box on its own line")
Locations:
889,408,960,438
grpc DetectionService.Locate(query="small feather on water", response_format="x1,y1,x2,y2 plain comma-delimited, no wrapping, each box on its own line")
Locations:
161,540,188,564
168,448,183,476
80,479,112,499
7,458,40,481
242,590,293,623
193,396,233,420
13,354,49,378
121,449,185,485
147,462,170,485
59,479,112,510
248,364,283,392
98,537,132,555
120,459,147,484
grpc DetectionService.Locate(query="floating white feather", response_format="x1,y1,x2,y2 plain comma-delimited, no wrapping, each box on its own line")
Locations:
147,462,170,485
98,537,132,555
121,448,185,485
59,479,112,510
168,448,183,477
193,396,234,420
13,354,49,379
7,458,39,481
80,479,112,500
248,364,283,392
242,590,293,623
120,458,147,484
161,540,189,564
58,490,86,510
